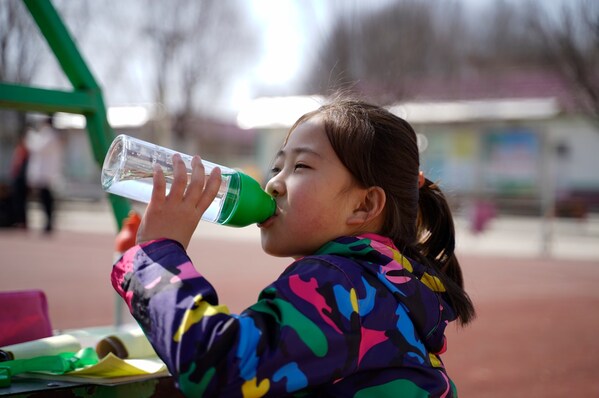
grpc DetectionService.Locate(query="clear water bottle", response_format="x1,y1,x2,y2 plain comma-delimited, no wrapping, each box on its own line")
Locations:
101,134,275,227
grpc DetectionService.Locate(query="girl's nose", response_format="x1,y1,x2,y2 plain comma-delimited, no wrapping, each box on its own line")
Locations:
266,176,285,198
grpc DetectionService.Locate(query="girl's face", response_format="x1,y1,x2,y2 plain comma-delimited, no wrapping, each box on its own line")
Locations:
259,117,365,258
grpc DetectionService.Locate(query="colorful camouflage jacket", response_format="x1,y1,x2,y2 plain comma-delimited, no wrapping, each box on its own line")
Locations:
112,233,458,397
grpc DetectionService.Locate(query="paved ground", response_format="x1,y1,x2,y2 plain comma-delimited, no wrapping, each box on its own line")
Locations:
1,201,598,397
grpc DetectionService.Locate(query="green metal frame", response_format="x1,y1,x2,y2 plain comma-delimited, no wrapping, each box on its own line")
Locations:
0,0,130,230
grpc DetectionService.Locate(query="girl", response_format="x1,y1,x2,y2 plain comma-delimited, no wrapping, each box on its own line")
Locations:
112,98,475,397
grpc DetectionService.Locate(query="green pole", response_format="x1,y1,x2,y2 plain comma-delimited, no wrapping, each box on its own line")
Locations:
0,83,96,114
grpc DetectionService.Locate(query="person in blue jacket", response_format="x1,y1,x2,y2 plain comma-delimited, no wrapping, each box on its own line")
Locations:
112,98,475,397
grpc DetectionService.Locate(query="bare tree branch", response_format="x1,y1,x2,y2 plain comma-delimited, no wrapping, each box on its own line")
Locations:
0,0,44,83
526,0,599,127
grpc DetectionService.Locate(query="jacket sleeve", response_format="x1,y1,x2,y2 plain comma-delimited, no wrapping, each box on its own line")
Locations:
111,239,361,397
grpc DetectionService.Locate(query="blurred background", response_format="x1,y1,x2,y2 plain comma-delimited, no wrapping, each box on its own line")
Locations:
1,0,598,248
0,1,598,396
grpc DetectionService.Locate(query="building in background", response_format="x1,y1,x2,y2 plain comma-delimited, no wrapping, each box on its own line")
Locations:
242,71,599,218
391,70,599,218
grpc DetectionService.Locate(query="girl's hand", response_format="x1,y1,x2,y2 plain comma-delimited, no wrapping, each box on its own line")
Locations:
136,154,222,250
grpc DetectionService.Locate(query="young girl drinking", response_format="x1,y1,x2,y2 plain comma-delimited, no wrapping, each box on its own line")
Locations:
111,98,475,397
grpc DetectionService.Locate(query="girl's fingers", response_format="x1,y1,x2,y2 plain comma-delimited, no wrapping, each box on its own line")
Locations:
168,154,187,199
196,167,222,213
140,156,220,248
150,163,166,204
183,156,206,203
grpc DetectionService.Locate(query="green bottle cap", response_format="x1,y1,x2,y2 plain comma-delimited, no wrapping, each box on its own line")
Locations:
223,172,275,227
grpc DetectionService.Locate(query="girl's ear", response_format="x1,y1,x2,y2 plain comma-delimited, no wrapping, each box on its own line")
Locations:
346,186,386,227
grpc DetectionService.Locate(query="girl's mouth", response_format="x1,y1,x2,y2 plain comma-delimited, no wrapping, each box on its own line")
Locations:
257,213,277,229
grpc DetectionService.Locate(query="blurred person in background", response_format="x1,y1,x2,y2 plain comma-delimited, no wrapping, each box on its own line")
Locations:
9,131,29,229
25,115,62,234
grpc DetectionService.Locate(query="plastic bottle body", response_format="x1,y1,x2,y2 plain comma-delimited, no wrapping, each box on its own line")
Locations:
101,135,274,227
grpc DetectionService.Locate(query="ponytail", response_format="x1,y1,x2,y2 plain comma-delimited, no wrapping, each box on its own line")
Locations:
416,178,476,325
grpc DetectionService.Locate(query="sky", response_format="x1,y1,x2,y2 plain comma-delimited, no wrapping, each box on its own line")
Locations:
250,0,305,87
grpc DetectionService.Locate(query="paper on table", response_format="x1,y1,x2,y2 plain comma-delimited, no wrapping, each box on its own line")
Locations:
68,353,167,378
23,352,170,386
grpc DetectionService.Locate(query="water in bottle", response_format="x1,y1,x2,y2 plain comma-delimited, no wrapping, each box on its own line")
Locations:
101,135,275,227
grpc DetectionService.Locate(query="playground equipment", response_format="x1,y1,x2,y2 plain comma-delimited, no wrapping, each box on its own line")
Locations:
0,0,130,230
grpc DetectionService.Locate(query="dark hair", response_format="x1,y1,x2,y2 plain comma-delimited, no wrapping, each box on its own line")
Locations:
289,98,475,325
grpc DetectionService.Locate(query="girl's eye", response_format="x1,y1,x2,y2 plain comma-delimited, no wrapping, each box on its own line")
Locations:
270,166,281,175
269,163,309,175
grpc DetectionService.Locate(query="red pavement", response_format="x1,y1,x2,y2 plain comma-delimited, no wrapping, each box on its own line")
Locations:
1,229,598,397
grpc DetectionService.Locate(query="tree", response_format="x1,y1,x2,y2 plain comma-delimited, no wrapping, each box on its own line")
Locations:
0,0,45,85
464,0,549,70
0,0,45,138
300,0,599,119
141,0,259,147
301,0,468,103
526,0,599,127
